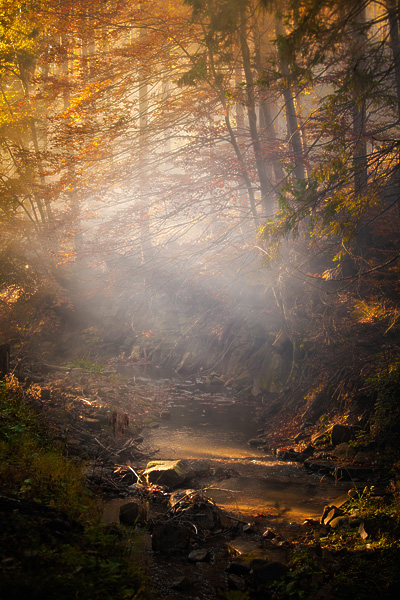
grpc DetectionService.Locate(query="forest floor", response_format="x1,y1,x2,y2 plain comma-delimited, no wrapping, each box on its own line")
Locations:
1,358,400,599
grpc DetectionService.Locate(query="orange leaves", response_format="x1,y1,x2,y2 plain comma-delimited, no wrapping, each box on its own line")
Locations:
55,248,77,266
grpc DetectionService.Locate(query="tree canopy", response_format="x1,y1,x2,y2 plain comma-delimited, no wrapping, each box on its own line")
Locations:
1,0,400,395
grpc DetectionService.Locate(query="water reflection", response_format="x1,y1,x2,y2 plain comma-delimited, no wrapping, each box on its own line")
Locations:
142,398,350,523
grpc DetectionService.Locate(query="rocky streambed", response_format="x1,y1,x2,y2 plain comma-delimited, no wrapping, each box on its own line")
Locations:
94,372,383,600
15,360,387,600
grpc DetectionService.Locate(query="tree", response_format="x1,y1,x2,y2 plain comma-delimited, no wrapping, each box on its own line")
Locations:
261,1,400,281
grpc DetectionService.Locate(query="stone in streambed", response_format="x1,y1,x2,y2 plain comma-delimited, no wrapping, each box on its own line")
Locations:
170,576,193,591
143,459,193,488
228,573,247,591
248,437,267,447
188,548,209,562
226,561,252,577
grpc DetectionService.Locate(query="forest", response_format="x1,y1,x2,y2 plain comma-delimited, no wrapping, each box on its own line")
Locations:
1,0,400,598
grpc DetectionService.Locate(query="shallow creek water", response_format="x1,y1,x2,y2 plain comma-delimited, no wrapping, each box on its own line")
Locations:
113,368,352,525
144,397,349,523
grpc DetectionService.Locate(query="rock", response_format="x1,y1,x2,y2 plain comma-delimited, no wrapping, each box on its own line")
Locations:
329,516,350,529
188,459,211,477
262,528,277,539
226,561,252,577
191,504,216,530
151,522,192,553
167,490,226,532
248,438,267,447
228,573,247,591
278,448,309,462
333,442,356,459
330,494,352,509
358,520,369,539
226,539,262,557
304,459,334,475
321,505,345,526
358,519,376,540
334,465,374,481
188,548,209,562
168,489,196,508
219,512,234,529
170,576,193,591
144,459,193,488
331,424,357,446
252,560,289,584
119,501,147,526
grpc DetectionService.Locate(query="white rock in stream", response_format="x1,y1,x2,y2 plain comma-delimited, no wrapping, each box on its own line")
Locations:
143,459,193,488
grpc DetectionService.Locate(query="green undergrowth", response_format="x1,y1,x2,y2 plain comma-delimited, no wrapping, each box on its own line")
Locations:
0,375,150,600
69,358,104,374
273,487,400,600
221,486,400,600
367,359,400,461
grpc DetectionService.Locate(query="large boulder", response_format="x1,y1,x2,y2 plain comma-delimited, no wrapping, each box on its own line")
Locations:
143,459,193,488
331,424,357,446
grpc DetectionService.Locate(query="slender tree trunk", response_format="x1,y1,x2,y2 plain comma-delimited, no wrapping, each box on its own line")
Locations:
60,32,70,110
253,21,285,201
239,3,272,215
352,8,368,197
275,17,306,182
203,27,260,226
138,26,152,262
224,108,260,227
386,0,400,216
387,0,400,116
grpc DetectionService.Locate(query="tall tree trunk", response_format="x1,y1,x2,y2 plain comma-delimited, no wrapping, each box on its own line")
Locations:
239,3,272,215
253,18,285,202
275,17,306,182
203,26,260,226
352,7,368,197
386,0,400,216
138,25,152,262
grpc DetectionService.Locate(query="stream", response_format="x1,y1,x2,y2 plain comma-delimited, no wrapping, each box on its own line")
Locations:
117,367,352,524
102,368,354,600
